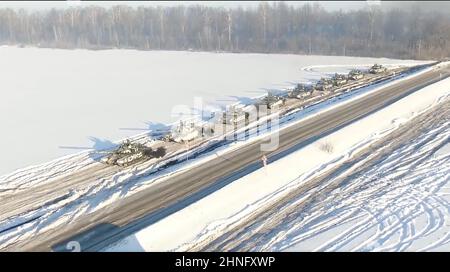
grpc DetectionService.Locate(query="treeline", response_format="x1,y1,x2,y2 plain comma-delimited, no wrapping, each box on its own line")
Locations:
0,2,449,60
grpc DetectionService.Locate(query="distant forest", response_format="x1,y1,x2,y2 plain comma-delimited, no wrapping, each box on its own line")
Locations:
0,2,449,60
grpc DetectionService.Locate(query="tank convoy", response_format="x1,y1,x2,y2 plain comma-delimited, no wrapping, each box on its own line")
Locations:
100,139,166,167
98,63,397,169
369,64,387,74
283,63,394,103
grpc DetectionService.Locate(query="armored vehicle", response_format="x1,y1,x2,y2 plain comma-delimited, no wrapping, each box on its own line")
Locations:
219,104,248,125
100,139,166,167
332,73,348,86
260,92,286,109
288,84,312,99
316,78,333,91
348,69,364,80
369,64,387,74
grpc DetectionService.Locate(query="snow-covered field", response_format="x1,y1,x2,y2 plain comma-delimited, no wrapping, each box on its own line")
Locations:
0,46,427,175
281,109,450,252
104,65,450,252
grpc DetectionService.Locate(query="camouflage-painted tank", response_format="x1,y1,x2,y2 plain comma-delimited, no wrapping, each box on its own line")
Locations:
100,139,166,167
348,69,365,80
260,92,286,109
369,64,387,74
332,73,348,86
316,78,334,91
288,84,313,99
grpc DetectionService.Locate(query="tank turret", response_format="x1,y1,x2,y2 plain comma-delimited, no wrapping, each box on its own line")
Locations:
332,73,348,86
369,64,387,74
260,92,286,109
316,78,333,91
348,69,364,80
100,140,164,167
288,84,313,99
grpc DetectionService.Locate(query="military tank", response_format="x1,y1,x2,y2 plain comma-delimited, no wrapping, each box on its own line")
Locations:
332,73,348,86
100,139,166,167
369,64,387,74
288,84,304,98
316,78,333,91
219,105,247,125
348,69,364,80
288,84,312,99
259,92,286,109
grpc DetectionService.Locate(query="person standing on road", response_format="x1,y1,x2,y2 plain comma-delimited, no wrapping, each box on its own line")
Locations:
261,154,268,167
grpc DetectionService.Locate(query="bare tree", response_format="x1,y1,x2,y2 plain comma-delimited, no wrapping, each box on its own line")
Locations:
0,3,447,59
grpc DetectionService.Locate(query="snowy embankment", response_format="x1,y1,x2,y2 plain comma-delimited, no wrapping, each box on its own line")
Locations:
104,64,450,252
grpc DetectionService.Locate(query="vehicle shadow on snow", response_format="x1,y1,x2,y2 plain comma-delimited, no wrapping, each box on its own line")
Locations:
119,121,171,138
86,136,120,162
227,95,257,105
59,136,118,162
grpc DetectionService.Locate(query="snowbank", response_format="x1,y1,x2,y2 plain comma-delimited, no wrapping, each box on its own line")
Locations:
104,70,450,252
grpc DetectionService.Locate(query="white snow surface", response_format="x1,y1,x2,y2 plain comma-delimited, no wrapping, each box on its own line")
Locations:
0,46,428,176
280,117,450,252
104,67,450,252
